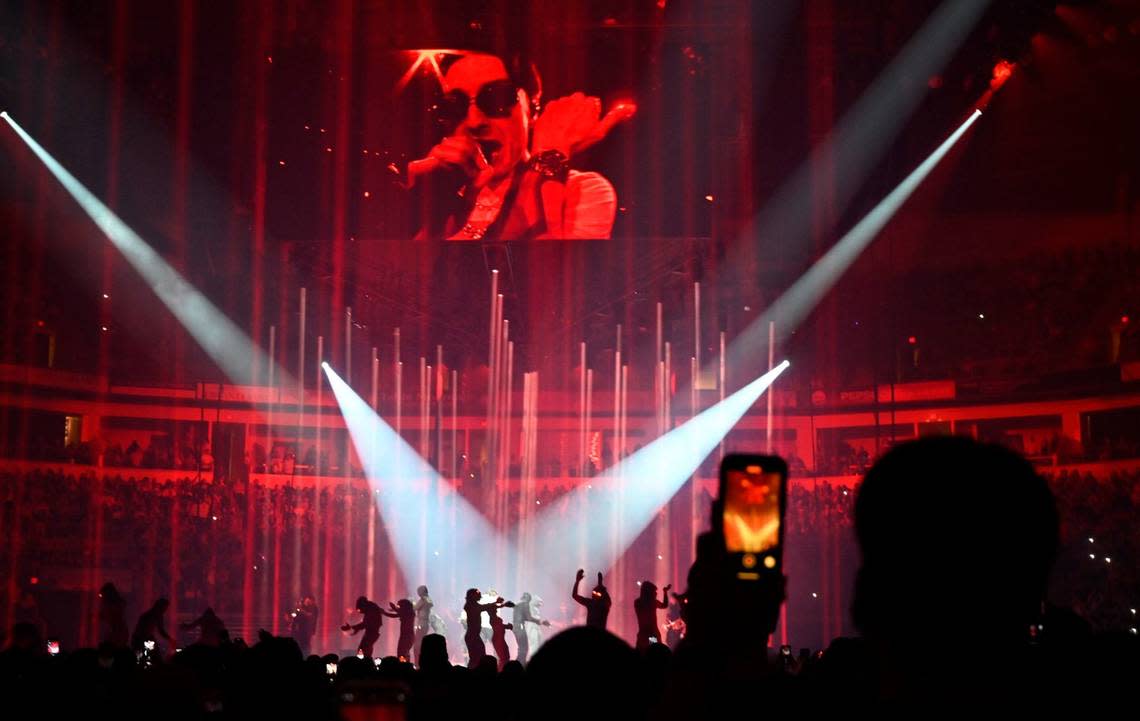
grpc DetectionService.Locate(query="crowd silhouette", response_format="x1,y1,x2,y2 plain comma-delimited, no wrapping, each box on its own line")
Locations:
1,438,1137,716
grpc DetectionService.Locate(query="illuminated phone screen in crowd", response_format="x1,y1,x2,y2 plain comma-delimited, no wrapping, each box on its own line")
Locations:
722,464,782,554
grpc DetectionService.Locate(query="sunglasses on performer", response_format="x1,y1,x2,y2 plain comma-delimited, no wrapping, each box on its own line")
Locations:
433,79,519,127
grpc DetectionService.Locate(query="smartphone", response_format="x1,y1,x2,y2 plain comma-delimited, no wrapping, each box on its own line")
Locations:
46,639,60,656
143,639,156,651
719,454,788,581
326,661,339,676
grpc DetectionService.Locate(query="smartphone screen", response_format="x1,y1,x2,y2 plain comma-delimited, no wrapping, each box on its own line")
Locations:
723,464,783,553
720,454,787,579
46,640,60,656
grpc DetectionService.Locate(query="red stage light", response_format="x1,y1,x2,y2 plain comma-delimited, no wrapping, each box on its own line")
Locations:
907,336,917,345
990,60,1015,90
1122,315,1130,325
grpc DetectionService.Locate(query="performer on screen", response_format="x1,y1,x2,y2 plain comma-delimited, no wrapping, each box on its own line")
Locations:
400,50,635,240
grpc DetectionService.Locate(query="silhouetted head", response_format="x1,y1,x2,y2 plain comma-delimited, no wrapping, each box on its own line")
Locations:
6,622,43,652
417,585,429,598
419,633,450,673
639,581,657,601
355,596,369,612
99,582,122,602
852,436,1058,648
475,654,499,676
397,599,414,612
153,598,170,614
527,627,641,719
465,588,481,604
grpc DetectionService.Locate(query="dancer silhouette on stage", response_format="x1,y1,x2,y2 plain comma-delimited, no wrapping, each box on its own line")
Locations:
463,588,508,668
413,585,435,665
389,599,417,660
131,598,174,654
572,569,612,630
289,594,319,657
341,595,385,658
488,600,516,670
180,606,227,647
634,580,671,651
98,582,129,649
513,592,552,664
664,591,687,649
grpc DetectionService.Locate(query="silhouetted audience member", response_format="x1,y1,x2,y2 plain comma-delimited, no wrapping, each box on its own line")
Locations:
527,626,643,721
418,633,450,674
838,436,1062,705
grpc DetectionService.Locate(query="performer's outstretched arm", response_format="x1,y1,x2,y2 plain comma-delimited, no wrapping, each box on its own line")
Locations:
572,568,589,606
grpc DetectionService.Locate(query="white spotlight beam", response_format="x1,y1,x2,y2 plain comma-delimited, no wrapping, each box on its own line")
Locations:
736,0,990,259
323,362,561,600
727,109,982,372
530,361,790,577
2,111,273,386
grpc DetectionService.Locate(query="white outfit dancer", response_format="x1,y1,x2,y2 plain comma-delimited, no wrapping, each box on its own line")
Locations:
526,595,549,658
512,592,550,664
413,585,435,665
